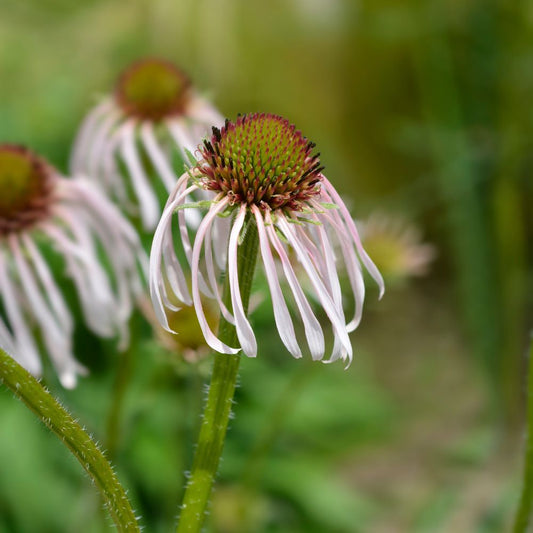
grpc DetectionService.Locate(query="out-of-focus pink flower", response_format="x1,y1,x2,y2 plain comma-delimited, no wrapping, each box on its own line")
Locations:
360,212,437,284
70,58,224,230
0,145,146,387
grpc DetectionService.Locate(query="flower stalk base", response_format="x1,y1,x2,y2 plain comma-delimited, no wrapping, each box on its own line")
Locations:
177,217,259,532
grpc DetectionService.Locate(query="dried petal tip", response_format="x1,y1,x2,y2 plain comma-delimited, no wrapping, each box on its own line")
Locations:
198,113,323,211
0,145,54,236
115,58,191,121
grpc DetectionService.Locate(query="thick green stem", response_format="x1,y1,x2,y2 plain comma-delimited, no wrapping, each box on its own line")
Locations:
512,338,533,532
0,346,140,532
177,217,259,533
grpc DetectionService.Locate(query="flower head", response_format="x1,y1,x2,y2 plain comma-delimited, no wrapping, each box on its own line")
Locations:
150,113,384,366
198,114,323,210
360,212,436,283
0,144,146,388
70,58,224,230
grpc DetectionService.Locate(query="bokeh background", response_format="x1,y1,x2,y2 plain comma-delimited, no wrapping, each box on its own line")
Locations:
0,0,532,531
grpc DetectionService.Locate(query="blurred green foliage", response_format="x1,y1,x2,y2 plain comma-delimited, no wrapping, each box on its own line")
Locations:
0,0,531,531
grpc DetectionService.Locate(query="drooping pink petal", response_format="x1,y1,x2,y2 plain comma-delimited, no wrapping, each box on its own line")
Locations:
175,186,214,298
253,206,301,358
0,315,17,356
120,120,160,229
204,217,235,325
166,119,198,160
311,199,365,332
0,249,42,375
22,233,73,331
86,107,122,180
276,215,353,359
265,213,325,360
308,215,346,329
186,96,225,129
140,122,178,192
9,235,83,388
101,123,132,206
150,186,200,329
70,98,115,173
321,178,385,298
191,199,240,354
228,205,257,357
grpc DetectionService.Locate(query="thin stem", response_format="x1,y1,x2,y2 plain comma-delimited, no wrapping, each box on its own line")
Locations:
0,346,141,533
177,217,259,533
512,337,533,532
106,342,135,458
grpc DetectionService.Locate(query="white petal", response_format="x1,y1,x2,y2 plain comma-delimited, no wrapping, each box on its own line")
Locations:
0,315,17,356
42,221,115,337
101,124,132,206
276,216,352,358
307,217,346,327
140,122,178,192
253,206,301,358
321,178,385,298
191,199,239,354
212,214,231,270
228,205,257,357
0,249,42,375
312,202,365,332
10,236,85,387
265,212,325,360
86,106,122,180
22,233,73,331
187,96,226,128
166,119,199,160
119,121,161,230
9,235,69,339
176,191,214,298
70,98,115,173
204,218,235,324
149,188,197,330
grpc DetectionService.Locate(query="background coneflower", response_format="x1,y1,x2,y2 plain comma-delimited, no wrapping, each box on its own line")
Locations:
359,211,436,284
0,144,146,388
70,58,224,230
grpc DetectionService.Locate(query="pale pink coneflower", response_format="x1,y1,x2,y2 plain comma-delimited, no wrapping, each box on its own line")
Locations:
0,145,146,388
359,211,437,283
150,113,384,366
70,58,224,231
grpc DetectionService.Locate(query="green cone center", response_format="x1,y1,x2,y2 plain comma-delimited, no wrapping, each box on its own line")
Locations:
0,147,47,217
115,59,191,121
198,113,323,210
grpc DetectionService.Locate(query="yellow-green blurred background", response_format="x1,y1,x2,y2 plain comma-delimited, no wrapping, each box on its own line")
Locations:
0,0,532,531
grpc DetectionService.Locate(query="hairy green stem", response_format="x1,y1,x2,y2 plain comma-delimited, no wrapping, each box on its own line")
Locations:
0,346,140,532
177,217,259,533
512,338,533,532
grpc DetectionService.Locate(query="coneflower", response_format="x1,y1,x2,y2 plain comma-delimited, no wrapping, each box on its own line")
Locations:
150,113,384,531
70,58,224,230
150,113,384,366
0,144,145,388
